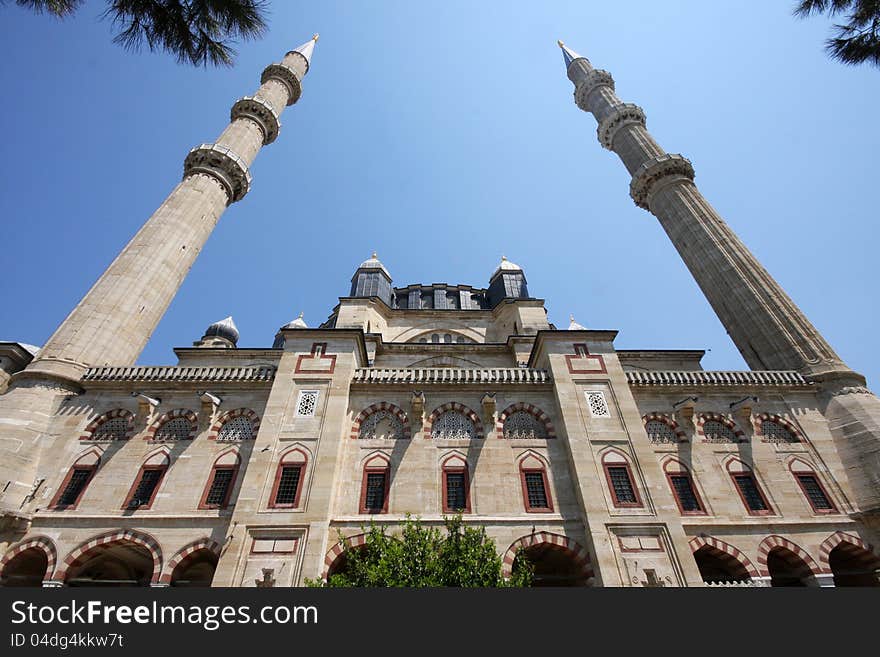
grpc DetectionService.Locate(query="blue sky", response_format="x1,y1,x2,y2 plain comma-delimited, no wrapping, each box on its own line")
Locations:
1,1,877,385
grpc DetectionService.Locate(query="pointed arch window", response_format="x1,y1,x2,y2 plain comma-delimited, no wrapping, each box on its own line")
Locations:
270,449,308,509
360,455,390,514
789,460,837,513
760,418,799,443
123,451,169,510
602,451,642,508
50,450,101,510
726,459,772,516
432,411,476,440
442,455,471,513
519,454,553,513
662,460,705,515
199,451,241,509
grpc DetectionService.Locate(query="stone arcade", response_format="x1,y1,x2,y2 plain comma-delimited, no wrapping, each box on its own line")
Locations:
1,38,878,587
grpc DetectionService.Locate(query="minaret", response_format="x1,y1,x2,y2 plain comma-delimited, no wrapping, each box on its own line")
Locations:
25,35,320,383
0,36,319,518
558,41,880,522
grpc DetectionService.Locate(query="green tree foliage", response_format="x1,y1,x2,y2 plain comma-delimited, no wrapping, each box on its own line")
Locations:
795,0,880,67
2,0,269,67
308,515,533,587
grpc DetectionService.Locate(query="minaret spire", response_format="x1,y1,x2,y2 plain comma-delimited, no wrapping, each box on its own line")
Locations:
24,37,319,382
558,41,880,520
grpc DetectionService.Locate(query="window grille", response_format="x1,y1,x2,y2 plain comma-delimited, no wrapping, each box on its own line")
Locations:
445,472,467,511
732,474,769,512
358,410,403,440
669,474,702,512
796,474,834,511
296,391,318,417
204,469,234,506
154,417,192,441
57,469,92,506
524,471,549,509
91,417,129,441
585,391,611,418
274,466,303,505
703,420,737,443
607,466,638,505
431,411,476,440
503,411,547,439
646,420,677,444
364,472,387,512
218,416,254,441
127,469,163,508
762,420,797,443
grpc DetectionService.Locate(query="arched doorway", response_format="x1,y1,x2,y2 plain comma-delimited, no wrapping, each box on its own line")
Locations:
0,547,49,587
170,549,218,587
514,544,589,586
65,542,156,587
693,545,751,585
828,543,880,587
504,532,592,587
766,547,817,587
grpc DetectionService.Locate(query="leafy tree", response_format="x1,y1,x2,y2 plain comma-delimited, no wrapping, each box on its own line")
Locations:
308,515,533,587
2,0,269,67
795,0,880,67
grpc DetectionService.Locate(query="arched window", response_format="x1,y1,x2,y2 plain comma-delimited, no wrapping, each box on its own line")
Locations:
360,454,390,514
519,454,553,512
726,459,772,516
431,411,476,440
269,449,308,509
601,451,642,508
760,418,799,443
701,418,738,443
645,418,677,444
199,450,241,509
82,410,134,441
662,460,705,515
123,451,169,510
148,410,197,442
359,410,404,440
504,411,548,440
218,417,254,441
789,460,837,514
50,450,101,510
441,455,470,513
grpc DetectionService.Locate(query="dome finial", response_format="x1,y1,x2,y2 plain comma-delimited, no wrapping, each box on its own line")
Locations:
312,33,319,42
372,251,377,258
558,40,584,69
557,39,564,48
568,315,586,331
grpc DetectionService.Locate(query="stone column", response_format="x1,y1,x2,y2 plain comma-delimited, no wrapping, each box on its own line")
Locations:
558,42,880,521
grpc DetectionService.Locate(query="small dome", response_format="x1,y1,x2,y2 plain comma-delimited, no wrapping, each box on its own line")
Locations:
282,312,308,329
357,252,391,277
491,255,523,278
568,314,586,331
203,316,239,345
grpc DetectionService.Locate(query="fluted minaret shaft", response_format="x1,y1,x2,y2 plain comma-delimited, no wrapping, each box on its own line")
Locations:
562,46,851,381
27,38,318,382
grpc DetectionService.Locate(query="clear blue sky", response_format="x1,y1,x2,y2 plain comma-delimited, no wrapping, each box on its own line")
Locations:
1,1,877,385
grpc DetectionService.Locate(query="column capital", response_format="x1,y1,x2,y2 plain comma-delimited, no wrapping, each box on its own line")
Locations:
597,102,646,150
231,96,281,145
183,143,252,204
574,69,614,111
629,153,694,210
261,63,302,106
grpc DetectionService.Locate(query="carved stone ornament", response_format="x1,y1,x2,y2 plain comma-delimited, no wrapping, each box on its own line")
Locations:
833,386,873,396
597,103,646,150
260,63,302,106
183,143,252,204
629,153,695,210
231,96,281,145
574,69,614,110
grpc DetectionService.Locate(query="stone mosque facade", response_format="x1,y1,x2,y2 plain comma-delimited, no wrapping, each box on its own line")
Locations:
1,37,879,588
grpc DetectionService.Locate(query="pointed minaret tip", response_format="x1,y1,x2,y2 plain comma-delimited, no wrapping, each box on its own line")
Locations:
557,39,564,48
312,33,319,42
